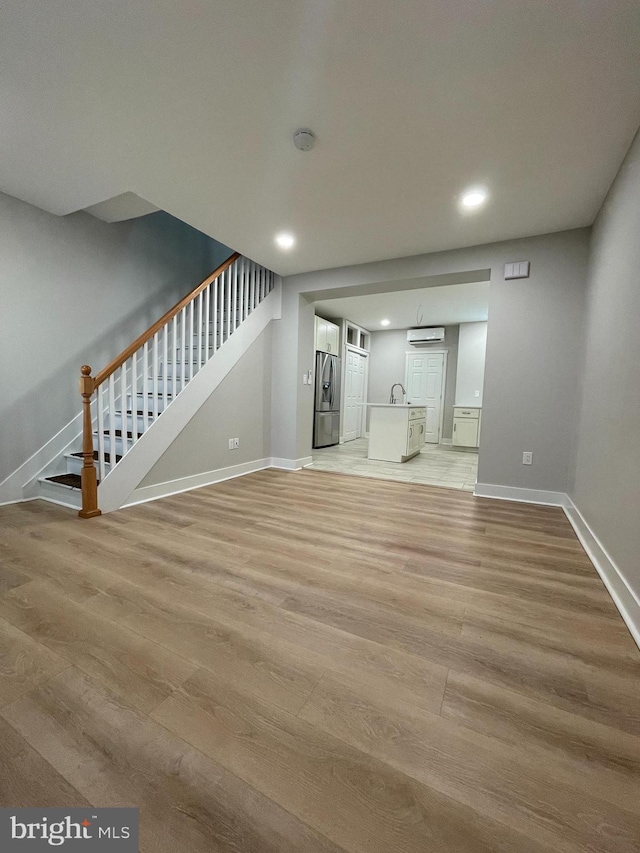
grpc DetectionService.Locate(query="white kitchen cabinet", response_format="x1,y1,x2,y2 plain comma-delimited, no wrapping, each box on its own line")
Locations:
367,405,426,462
315,316,340,353
452,406,482,448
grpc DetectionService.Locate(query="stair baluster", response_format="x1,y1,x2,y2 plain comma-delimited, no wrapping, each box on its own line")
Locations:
74,251,278,517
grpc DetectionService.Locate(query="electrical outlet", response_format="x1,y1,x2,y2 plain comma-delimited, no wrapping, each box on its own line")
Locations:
474,390,480,398
522,451,533,465
233,437,240,449
228,438,234,450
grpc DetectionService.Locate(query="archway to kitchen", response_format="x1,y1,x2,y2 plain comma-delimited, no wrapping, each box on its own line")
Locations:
291,266,493,494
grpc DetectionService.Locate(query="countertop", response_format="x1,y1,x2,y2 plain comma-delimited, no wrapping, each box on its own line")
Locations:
367,403,424,408
454,404,483,409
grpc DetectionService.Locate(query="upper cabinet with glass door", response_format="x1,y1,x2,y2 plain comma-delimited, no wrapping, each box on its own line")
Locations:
315,316,340,353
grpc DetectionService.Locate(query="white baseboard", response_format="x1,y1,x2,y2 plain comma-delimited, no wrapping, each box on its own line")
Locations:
0,412,82,504
563,497,640,650
473,483,569,507
0,496,38,508
474,482,639,651
124,458,272,507
124,454,317,506
270,456,313,471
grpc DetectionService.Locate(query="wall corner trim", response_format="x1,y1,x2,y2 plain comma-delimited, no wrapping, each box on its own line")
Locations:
473,483,569,507
474,482,640,651
270,456,313,471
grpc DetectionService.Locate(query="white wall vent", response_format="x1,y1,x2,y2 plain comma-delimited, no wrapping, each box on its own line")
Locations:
407,327,445,344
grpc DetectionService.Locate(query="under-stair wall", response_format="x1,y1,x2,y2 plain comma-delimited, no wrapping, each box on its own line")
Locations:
125,325,273,506
95,275,281,513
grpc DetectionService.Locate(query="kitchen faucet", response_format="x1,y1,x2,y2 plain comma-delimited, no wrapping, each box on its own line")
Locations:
389,383,406,404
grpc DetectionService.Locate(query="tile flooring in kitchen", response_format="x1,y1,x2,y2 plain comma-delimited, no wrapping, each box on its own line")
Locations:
310,437,478,491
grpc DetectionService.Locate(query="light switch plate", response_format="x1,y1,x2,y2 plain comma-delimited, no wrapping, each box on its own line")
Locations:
505,261,530,279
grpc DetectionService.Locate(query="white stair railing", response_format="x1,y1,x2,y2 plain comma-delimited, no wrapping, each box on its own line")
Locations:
77,252,276,517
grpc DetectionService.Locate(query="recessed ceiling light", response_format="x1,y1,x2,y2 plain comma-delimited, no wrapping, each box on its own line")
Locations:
460,187,488,210
380,319,390,326
275,232,295,249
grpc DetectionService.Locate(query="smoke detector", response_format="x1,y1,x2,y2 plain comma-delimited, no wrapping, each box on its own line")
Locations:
293,129,316,151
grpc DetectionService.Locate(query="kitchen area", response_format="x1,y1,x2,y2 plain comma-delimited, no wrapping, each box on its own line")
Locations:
309,283,488,491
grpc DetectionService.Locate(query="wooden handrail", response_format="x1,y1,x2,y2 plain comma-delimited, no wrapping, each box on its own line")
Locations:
93,251,240,389
78,250,241,518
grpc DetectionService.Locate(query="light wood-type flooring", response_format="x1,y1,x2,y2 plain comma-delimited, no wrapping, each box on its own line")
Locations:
0,468,639,853
312,437,479,490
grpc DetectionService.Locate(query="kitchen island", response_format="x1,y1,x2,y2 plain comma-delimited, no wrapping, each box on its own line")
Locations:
367,404,427,463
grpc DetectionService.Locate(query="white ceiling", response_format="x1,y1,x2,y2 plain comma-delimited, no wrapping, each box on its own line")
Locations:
1,1,640,276
315,281,490,331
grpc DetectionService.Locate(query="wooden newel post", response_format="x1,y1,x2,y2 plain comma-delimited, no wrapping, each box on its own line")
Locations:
78,365,101,519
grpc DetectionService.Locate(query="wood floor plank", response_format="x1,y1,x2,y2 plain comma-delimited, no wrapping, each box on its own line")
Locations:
441,670,640,811
463,605,639,668
0,525,120,602
0,580,197,713
0,561,30,594
0,716,90,807
0,467,638,853
0,614,69,708
298,669,640,853
84,578,448,716
152,667,556,853
1,668,349,853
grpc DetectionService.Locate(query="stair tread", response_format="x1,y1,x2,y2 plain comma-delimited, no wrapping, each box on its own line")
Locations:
44,474,83,489
71,451,122,464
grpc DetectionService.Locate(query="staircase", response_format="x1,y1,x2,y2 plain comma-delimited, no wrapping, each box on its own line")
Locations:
35,252,278,515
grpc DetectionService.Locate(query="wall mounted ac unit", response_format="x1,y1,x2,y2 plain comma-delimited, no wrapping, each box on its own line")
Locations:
407,327,445,344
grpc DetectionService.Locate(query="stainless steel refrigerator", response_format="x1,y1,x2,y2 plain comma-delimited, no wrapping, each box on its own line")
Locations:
313,351,341,448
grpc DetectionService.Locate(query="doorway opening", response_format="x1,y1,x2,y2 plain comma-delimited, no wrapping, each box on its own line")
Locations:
309,280,488,492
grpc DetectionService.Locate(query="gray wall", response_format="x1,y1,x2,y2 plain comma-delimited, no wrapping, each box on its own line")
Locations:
455,321,487,406
573,129,640,600
368,326,459,439
0,191,232,483
140,326,272,487
275,228,589,492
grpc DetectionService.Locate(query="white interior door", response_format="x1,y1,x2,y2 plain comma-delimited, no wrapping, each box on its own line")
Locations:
405,352,445,443
344,351,367,441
